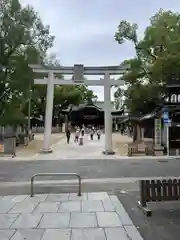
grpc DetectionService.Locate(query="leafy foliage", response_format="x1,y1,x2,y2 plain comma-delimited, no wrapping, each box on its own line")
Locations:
0,0,96,126
114,9,180,115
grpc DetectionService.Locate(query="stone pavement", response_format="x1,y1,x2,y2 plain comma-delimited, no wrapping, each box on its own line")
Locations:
0,192,143,240
32,134,119,160
0,133,172,161
116,189,180,240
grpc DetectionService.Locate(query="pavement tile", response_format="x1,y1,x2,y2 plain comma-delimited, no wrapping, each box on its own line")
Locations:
102,198,115,212
26,194,48,202
11,214,42,229
88,192,109,200
58,201,81,212
0,229,16,240
41,229,71,240
69,212,97,228
69,193,87,201
96,212,122,227
105,227,129,240
71,228,106,240
110,195,134,225
33,202,60,213
0,214,19,229
10,229,44,240
0,192,143,240
82,200,104,212
9,200,38,214
38,213,70,228
0,199,16,214
124,225,144,240
46,193,69,202
2,195,28,203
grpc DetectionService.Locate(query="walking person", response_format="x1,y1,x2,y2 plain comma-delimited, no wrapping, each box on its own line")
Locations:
97,129,101,140
75,128,80,142
66,128,71,144
90,128,94,140
81,126,85,137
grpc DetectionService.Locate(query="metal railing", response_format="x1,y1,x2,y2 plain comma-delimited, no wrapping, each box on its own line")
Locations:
30,173,81,197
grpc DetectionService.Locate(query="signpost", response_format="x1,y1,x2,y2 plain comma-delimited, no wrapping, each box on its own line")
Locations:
163,111,170,156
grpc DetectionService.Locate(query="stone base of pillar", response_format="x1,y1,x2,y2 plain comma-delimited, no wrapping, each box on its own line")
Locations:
154,146,164,156
40,148,53,154
102,150,115,155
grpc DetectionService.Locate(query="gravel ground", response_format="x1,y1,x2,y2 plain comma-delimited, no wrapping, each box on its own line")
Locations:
112,133,132,156
16,133,65,157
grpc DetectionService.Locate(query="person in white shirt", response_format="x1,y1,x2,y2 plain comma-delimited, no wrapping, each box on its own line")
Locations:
75,129,80,142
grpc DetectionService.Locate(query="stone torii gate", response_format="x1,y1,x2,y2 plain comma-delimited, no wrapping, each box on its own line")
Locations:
29,64,128,155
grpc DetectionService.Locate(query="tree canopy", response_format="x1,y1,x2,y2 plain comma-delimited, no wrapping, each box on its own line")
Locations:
114,9,180,115
0,0,96,126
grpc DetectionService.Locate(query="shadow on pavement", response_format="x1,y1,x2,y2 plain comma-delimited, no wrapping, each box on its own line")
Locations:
116,189,180,240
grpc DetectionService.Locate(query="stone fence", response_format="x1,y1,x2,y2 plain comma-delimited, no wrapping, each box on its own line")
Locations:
32,125,62,133
0,138,16,157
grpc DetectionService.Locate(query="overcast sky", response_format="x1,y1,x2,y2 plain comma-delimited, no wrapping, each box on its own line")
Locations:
20,0,180,101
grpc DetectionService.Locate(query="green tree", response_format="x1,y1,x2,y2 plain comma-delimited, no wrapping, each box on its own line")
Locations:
29,83,96,122
140,9,180,84
114,9,180,115
0,0,54,125
0,0,98,126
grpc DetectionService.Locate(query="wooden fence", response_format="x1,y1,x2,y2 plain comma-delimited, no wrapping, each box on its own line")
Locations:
138,179,180,216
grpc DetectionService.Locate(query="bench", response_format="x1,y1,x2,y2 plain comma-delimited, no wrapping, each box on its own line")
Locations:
145,142,155,155
128,142,150,156
128,144,138,156
137,179,180,216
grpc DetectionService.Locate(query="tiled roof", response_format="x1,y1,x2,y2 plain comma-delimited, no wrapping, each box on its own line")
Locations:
71,103,103,111
62,101,123,114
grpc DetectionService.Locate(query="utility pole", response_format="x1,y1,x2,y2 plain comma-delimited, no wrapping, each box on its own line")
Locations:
27,86,32,135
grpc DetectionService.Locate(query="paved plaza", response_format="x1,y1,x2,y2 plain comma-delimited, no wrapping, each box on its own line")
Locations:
0,133,175,161
0,133,120,161
117,189,180,240
32,134,119,160
0,192,143,240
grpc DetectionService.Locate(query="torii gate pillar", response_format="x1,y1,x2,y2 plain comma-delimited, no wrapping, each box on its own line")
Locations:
42,72,54,153
103,72,114,154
